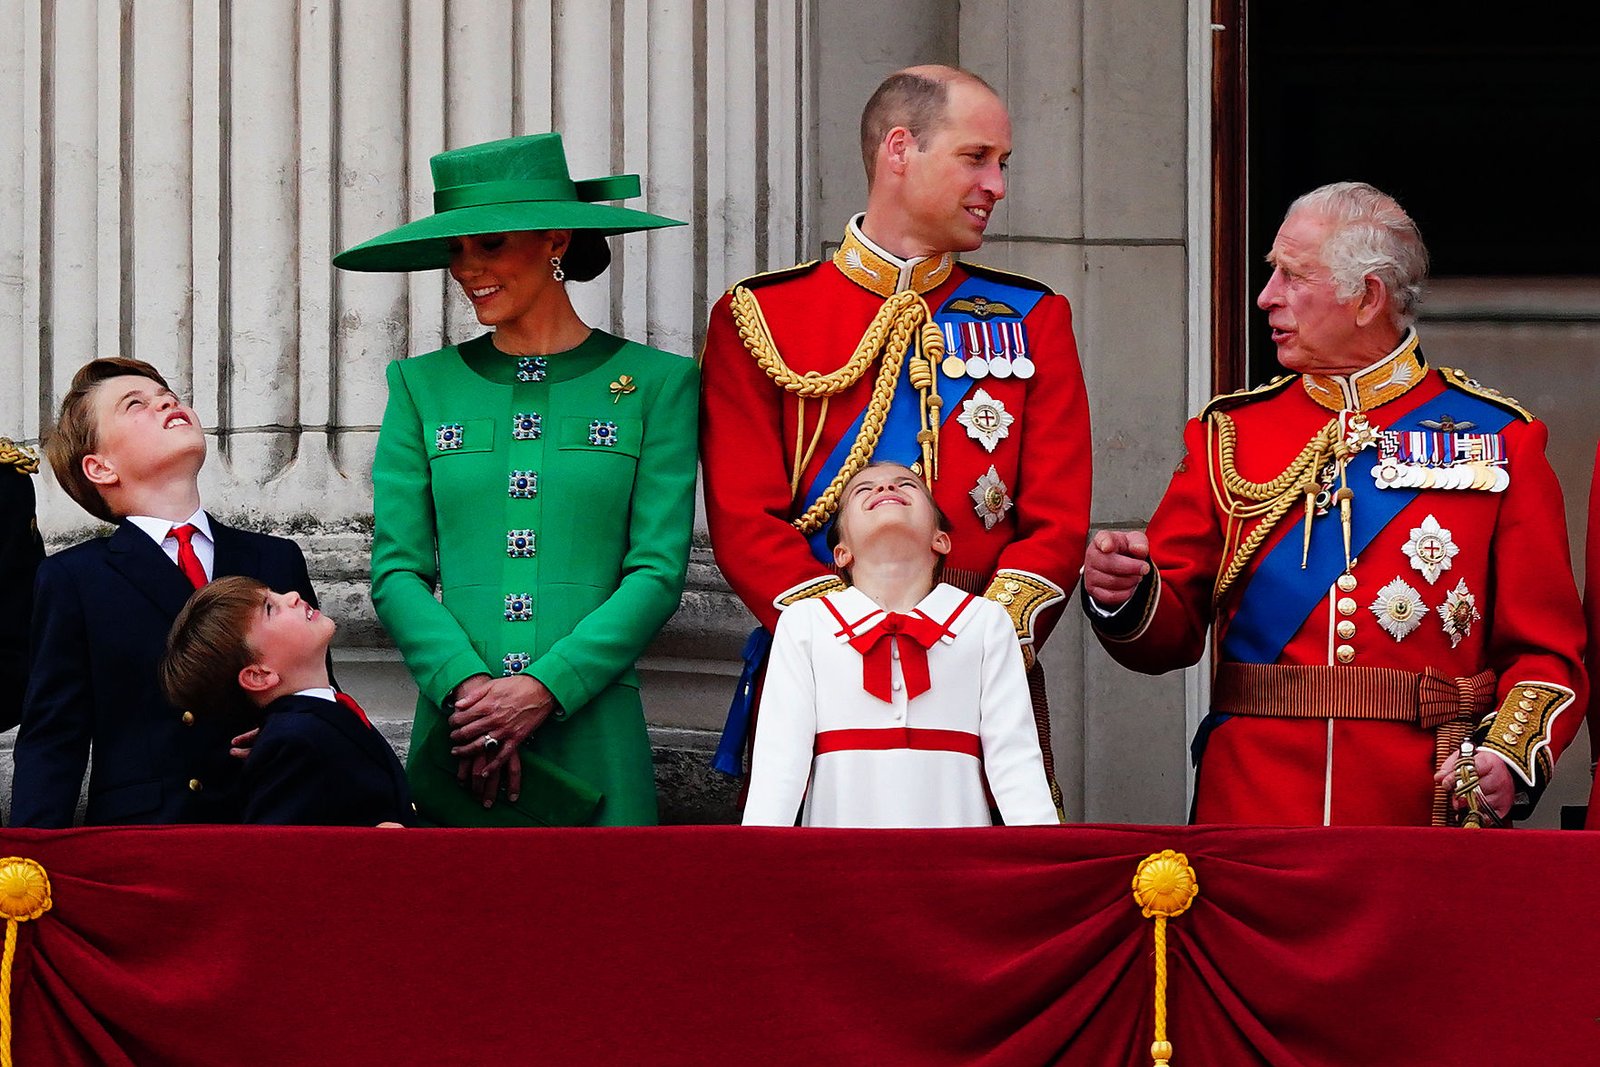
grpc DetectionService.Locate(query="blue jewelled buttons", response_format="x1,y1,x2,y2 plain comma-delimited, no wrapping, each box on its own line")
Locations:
588,420,619,447
502,652,531,675
512,412,543,440
504,593,533,622
516,357,548,383
506,529,537,557
508,470,538,499
435,423,464,451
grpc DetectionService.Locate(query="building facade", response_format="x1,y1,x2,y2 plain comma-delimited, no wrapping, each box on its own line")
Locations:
6,1,1590,824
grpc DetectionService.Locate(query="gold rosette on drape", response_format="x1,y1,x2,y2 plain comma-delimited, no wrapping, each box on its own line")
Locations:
1132,850,1199,1067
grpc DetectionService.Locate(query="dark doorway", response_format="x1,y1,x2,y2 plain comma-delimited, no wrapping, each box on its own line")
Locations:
1234,3,1600,384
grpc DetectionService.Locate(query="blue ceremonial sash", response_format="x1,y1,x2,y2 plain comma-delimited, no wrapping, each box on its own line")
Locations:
712,626,774,775
1218,389,1515,665
797,274,1045,561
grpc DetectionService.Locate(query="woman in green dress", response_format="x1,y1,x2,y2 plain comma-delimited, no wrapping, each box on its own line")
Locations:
335,133,695,826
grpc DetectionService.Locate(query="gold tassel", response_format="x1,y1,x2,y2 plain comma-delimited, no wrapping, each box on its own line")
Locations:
1132,851,1200,1067
0,857,53,1067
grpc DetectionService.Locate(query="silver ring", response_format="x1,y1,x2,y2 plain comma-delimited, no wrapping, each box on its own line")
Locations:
483,735,501,757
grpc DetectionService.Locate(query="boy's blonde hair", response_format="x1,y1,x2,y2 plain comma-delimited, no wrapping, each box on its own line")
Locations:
161,576,267,723
46,357,175,523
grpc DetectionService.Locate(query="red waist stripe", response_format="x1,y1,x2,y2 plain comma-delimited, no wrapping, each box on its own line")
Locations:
814,728,981,758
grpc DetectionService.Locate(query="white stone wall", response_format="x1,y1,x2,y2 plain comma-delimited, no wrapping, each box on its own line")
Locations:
3,0,812,533
954,0,1203,824
0,0,815,818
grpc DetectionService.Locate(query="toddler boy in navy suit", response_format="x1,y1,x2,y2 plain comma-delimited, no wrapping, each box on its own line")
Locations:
162,576,413,826
9,357,319,826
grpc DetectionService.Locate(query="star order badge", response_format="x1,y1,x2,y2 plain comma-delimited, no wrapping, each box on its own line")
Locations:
969,466,1013,530
1370,577,1426,641
956,388,1014,453
1401,513,1458,585
1438,579,1480,648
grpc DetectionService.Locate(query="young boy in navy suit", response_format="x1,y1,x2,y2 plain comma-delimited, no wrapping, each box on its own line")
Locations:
162,577,413,826
9,357,320,827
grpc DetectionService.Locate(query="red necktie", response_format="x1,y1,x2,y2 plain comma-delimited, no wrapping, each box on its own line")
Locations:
334,691,374,729
846,611,949,703
170,523,208,589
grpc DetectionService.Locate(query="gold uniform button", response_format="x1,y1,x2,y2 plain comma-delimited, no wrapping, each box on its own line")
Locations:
1522,688,1539,699
1337,597,1357,616
188,779,203,793
1507,722,1524,736
1003,580,1021,593
1335,644,1355,664
997,592,1015,605
181,711,196,725
1518,699,1535,712
1514,711,1530,724
1337,574,1358,593
1336,620,1356,640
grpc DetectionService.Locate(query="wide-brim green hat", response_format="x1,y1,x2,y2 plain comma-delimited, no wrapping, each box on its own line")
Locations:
333,132,683,272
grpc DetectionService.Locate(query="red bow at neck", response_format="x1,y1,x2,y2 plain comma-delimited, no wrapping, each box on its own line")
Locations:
846,611,950,703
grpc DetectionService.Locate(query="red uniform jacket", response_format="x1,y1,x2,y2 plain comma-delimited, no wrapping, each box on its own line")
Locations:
1089,334,1585,826
700,220,1092,648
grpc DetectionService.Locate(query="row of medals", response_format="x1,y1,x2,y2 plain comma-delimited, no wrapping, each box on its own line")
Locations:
938,323,1036,380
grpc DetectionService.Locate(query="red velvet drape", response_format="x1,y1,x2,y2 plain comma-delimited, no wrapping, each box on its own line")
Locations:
1,825,1595,1065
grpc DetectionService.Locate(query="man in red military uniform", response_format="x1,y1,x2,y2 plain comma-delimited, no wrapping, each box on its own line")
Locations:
1084,181,1585,827
700,65,1092,813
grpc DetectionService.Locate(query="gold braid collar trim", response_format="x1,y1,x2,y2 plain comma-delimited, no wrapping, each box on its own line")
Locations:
0,439,39,475
983,569,1065,645
1301,330,1426,412
772,575,848,611
1206,411,1348,606
1478,682,1573,786
832,221,953,297
731,286,946,535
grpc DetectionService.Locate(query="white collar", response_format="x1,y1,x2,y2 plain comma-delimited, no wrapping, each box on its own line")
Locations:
127,507,212,547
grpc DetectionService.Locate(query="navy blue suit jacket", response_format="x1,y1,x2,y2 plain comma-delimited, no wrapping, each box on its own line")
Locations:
9,517,316,827
243,693,414,826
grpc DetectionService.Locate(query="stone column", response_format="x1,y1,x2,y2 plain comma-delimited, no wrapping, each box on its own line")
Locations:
1,0,815,822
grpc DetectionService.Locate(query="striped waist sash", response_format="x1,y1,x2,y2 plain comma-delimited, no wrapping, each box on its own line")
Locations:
1213,663,1496,730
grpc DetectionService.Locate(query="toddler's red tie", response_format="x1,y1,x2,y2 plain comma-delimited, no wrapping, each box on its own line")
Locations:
334,691,374,729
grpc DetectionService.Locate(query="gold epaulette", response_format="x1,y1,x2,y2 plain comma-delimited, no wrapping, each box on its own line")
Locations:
1438,367,1536,423
958,260,1055,296
0,437,39,475
1199,374,1296,420
772,575,847,612
726,260,821,295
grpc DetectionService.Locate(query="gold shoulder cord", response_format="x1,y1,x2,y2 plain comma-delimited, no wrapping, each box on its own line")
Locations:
730,285,945,535
1207,411,1353,606
0,439,39,475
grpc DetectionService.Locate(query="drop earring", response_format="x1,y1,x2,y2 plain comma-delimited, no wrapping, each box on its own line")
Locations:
550,256,566,283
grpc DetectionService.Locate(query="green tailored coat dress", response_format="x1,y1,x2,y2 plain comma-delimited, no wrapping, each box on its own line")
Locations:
371,330,699,826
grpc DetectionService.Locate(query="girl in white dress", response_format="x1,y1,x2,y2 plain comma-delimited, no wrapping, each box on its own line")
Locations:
742,462,1059,827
